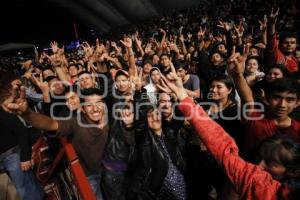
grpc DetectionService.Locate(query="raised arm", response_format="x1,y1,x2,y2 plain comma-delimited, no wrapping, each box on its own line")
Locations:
2,86,58,132
159,74,281,199
259,17,268,46
120,37,136,77
134,33,145,57
266,8,280,56
49,41,70,82
227,46,255,114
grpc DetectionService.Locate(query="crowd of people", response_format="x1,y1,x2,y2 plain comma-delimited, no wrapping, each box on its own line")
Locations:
1,0,300,199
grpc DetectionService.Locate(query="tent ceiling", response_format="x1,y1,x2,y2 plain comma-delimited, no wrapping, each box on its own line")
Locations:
52,0,200,33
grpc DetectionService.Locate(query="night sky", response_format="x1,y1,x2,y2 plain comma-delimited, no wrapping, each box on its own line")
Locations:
0,0,90,47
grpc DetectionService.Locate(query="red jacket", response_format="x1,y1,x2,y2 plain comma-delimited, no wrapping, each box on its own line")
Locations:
178,97,292,200
267,34,298,73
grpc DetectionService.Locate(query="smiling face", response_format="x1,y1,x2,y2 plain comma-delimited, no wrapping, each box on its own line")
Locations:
65,91,80,111
82,94,105,123
208,80,232,102
268,91,298,119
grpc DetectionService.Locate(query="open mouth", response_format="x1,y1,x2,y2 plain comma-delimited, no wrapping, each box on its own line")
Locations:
91,112,101,117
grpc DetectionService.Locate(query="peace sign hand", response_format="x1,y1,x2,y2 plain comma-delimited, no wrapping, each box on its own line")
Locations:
2,83,28,115
227,44,250,76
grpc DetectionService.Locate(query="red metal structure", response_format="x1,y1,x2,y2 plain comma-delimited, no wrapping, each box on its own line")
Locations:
34,137,97,200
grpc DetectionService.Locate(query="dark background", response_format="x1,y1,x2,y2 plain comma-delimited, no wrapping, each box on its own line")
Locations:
0,0,200,47
0,0,85,46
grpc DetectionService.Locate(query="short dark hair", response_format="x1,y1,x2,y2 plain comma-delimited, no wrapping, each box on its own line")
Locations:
174,60,189,71
68,63,79,70
77,71,91,78
259,135,300,178
42,66,54,73
65,85,79,95
160,53,170,59
143,59,153,66
266,78,300,99
44,75,58,83
279,32,297,44
80,88,103,103
114,70,129,80
209,74,236,102
268,64,289,78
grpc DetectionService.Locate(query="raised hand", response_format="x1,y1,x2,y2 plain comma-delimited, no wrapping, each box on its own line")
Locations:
134,35,142,47
2,83,28,115
31,74,50,94
120,37,132,48
157,78,172,94
197,26,206,40
234,22,244,38
131,69,143,91
269,7,280,24
50,41,59,54
179,34,185,43
82,42,94,58
169,43,179,53
159,28,166,35
160,74,187,101
258,18,267,32
227,44,249,76
217,21,231,31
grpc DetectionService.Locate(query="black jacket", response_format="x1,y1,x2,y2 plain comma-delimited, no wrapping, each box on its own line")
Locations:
103,118,136,168
129,125,186,199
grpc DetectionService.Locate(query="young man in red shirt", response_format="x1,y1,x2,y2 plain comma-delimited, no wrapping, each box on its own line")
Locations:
267,8,298,73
